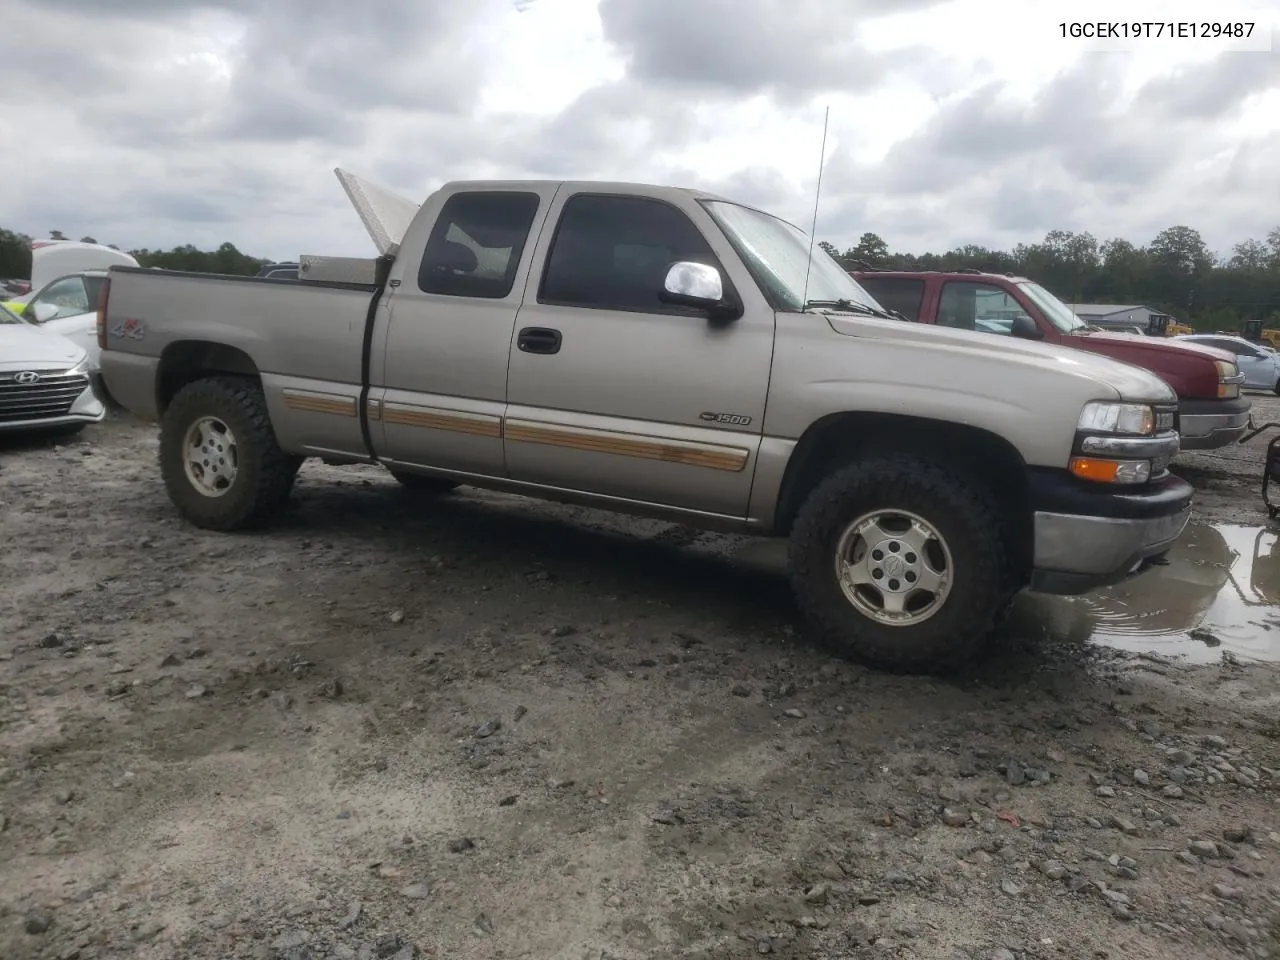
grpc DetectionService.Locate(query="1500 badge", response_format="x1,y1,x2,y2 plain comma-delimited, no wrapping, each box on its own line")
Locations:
699,412,752,426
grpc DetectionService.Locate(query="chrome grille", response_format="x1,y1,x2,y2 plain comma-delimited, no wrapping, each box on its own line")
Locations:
1154,408,1176,434
0,371,90,423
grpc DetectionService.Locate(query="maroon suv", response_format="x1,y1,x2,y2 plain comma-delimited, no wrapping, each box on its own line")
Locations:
854,270,1249,450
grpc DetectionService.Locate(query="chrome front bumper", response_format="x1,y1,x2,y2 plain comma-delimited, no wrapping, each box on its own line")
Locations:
1029,501,1192,595
1178,397,1250,450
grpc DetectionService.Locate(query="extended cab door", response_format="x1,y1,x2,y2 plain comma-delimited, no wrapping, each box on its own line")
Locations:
503,187,774,518
371,186,556,476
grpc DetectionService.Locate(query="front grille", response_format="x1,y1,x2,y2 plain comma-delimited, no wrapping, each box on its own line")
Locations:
0,371,90,423
1155,407,1177,434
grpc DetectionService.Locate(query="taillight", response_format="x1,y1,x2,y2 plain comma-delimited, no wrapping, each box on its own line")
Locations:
96,276,111,350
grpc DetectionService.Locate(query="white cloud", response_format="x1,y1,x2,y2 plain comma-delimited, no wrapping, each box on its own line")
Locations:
1,0,1277,262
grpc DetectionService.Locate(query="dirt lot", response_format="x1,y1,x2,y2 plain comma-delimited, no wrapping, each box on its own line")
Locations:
2,401,1279,960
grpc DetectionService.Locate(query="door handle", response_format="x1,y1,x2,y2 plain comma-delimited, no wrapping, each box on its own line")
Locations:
517,327,562,354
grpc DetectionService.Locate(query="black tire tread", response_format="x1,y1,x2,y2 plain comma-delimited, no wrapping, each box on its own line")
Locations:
787,454,1014,675
159,376,296,531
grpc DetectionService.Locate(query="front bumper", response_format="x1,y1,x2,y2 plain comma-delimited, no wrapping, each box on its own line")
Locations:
1027,469,1193,595
0,378,105,434
1177,396,1251,450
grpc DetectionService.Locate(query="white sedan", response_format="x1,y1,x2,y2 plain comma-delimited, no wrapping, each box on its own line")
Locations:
0,303,105,436
1175,334,1280,394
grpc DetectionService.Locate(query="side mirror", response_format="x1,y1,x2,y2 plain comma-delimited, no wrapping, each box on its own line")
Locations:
659,261,740,322
1010,314,1043,340
31,302,58,324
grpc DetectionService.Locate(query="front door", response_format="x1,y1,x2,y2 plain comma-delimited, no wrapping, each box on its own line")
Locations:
374,187,554,477
503,189,775,518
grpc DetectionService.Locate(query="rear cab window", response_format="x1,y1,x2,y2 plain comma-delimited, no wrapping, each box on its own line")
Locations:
417,191,541,299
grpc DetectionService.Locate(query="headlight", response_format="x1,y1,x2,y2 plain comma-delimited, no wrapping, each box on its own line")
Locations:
1071,400,1177,485
1215,360,1240,399
1076,401,1156,436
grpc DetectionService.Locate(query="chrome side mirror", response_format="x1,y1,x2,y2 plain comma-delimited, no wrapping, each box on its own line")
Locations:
662,261,723,304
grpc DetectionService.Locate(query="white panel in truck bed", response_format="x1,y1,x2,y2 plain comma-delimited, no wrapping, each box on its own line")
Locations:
298,255,379,285
334,168,420,256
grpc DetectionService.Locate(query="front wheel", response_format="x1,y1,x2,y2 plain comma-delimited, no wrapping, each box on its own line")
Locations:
787,455,1014,675
1273,378,1280,397
159,376,298,531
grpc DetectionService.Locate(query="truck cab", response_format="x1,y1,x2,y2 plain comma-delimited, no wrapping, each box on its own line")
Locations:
854,270,1250,451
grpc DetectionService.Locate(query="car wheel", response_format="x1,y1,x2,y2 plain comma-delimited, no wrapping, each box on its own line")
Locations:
159,376,297,531
787,454,1015,675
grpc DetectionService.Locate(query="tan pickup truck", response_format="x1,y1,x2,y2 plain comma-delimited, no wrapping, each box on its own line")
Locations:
97,173,1193,674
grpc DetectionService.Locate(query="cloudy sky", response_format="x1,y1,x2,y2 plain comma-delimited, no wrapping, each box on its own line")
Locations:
4,0,1278,262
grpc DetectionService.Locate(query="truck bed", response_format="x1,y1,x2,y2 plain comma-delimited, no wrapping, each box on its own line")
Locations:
102,267,380,438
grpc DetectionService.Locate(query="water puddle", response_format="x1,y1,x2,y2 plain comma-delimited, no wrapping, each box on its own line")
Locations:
730,521,1280,663
1010,521,1280,663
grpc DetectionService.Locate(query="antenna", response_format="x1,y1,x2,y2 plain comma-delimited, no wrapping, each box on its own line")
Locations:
800,105,831,311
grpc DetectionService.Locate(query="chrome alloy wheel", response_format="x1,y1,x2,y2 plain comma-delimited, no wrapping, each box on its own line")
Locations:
183,416,238,498
833,508,954,625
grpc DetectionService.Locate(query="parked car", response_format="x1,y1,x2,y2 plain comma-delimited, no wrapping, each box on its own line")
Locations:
854,270,1249,451
255,261,300,280
2,241,137,313
1174,334,1280,394
96,175,1192,674
0,302,105,435
14,269,108,390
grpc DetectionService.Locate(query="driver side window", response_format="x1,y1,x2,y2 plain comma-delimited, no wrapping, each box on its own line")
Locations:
32,276,90,320
938,281,1032,335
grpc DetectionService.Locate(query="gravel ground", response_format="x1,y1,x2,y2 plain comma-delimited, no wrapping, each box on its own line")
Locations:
1,403,1279,960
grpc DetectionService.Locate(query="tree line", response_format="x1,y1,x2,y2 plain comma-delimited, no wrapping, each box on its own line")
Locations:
821,224,1280,331
4,221,1279,332
0,228,269,281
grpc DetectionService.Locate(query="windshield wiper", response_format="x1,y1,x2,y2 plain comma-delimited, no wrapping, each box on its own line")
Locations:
802,299,901,321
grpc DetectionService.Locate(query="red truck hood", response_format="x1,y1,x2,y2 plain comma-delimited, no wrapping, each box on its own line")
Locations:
1074,330,1235,364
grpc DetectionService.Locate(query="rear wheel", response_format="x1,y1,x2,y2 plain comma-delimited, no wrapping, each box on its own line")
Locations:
159,376,297,530
787,454,1015,674
388,470,459,495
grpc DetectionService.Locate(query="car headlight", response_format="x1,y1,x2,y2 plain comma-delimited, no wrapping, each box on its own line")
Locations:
1215,360,1241,399
1070,400,1178,486
1076,401,1156,436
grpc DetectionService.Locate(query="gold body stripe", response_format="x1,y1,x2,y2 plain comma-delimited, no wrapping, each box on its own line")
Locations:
286,392,747,472
381,404,503,438
504,420,748,472
281,390,357,418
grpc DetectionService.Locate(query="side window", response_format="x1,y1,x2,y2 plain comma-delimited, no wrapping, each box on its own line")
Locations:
417,191,540,299
540,194,720,314
937,281,1032,335
33,276,90,319
857,277,925,321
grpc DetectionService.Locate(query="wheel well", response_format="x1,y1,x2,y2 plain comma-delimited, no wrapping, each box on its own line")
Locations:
774,412,1033,573
156,341,260,412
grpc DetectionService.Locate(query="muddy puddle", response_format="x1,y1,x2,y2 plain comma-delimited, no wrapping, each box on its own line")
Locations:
728,520,1280,664
1009,520,1280,663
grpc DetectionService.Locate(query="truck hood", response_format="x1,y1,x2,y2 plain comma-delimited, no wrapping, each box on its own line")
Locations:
1072,330,1235,364
825,314,1177,403
0,322,86,370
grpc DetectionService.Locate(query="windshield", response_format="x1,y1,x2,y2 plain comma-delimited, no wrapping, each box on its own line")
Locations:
700,200,883,313
1017,280,1087,334
0,303,27,325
